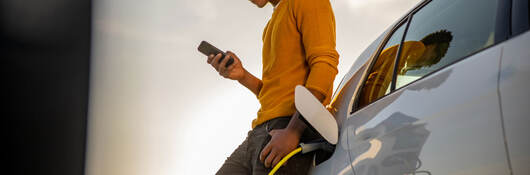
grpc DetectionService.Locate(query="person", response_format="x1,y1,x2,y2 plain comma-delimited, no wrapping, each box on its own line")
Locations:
206,0,339,174
359,30,453,107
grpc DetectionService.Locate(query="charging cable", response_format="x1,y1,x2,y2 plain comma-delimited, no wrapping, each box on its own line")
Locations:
268,147,302,175
268,142,333,175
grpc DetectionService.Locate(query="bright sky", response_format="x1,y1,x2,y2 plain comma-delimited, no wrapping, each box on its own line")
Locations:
86,0,420,174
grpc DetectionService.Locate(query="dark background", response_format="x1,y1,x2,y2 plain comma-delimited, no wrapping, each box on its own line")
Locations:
2,0,91,174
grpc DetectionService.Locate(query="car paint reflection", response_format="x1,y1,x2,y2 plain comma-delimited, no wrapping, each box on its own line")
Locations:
349,112,431,175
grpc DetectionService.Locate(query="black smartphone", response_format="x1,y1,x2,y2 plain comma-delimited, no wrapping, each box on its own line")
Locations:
197,41,234,67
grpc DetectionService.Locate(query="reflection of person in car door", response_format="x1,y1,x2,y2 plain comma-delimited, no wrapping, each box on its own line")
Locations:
360,30,453,107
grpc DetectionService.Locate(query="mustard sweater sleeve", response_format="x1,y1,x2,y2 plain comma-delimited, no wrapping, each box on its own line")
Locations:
292,0,339,103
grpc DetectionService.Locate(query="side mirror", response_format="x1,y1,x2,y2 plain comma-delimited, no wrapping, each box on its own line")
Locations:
295,85,338,145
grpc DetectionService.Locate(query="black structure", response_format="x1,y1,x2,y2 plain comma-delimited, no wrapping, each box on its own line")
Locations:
2,0,91,174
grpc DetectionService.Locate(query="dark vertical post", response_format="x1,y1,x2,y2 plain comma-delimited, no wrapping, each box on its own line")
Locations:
2,0,92,174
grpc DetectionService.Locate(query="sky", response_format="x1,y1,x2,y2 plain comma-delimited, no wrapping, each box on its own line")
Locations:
85,0,421,174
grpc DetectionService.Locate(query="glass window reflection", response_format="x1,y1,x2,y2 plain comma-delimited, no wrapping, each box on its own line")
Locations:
395,0,498,88
358,24,406,108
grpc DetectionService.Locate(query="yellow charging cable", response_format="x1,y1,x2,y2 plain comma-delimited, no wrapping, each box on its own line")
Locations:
268,147,302,175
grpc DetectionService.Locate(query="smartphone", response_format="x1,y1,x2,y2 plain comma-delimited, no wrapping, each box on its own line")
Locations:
197,41,234,67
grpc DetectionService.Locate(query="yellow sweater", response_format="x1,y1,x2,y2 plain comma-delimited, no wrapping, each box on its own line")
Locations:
252,0,339,128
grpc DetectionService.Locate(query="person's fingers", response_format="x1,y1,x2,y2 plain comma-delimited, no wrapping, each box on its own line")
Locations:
223,65,236,78
218,54,230,74
226,51,239,65
264,149,277,168
207,54,214,64
226,51,235,58
225,62,236,72
272,154,283,168
226,53,239,71
211,53,222,71
260,143,272,163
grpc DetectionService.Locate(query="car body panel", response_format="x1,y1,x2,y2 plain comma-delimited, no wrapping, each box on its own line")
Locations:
499,30,530,175
309,128,354,175
345,43,510,175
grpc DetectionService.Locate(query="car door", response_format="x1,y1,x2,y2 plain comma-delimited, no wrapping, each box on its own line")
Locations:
344,0,512,174
498,1,530,174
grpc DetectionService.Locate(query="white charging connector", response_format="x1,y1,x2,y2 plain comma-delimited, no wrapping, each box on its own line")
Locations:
299,142,334,154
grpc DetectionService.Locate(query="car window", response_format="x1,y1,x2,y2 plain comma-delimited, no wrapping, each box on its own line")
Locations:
357,23,407,108
395,0,499,88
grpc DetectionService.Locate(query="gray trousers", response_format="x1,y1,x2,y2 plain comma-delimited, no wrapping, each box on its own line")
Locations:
216,117,319,175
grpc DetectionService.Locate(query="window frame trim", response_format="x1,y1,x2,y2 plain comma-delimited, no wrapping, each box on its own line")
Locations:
512,0,529,36
390,16,413,91
496,0,513,42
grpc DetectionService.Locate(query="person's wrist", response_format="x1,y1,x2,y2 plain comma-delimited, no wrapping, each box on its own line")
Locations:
285,123,304,138
285,126,303,139
237,69,250,82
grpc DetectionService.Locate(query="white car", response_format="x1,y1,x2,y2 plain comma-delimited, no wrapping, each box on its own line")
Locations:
296,0,530,174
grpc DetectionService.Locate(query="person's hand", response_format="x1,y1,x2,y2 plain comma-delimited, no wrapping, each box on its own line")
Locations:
259,128,301,168
207,51,245,81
